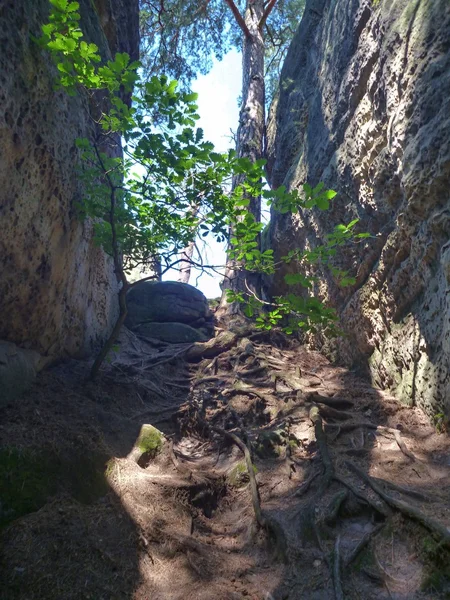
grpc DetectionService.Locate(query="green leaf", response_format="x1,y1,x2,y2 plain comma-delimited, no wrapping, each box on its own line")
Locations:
315,196,329,210
244,304,254,318
50,0,68,10
167,80,178,94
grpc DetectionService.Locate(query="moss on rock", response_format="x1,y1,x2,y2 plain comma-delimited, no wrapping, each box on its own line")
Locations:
227,461,257,488
127,424,164,465
137,425,163,455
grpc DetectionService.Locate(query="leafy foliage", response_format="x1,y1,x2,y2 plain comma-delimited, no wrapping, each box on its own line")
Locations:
38,0,238,279
139,0,306,101
224,160,364,334
39,0,366,348
140,0,234,84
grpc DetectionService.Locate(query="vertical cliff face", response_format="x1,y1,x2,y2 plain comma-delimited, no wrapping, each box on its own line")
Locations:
0,0,139,363
267,0,450,416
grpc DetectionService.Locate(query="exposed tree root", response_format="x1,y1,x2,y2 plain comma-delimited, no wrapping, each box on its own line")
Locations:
168,439,202,483
325,422,417,463
325,490,348,525
344,522,385,567
325,421,379,434
371,476,433,503
307,392,354,410
390,428,416,461
191,375,232,388
333,535,344,600
237,364,267,377
291,470,320,498
186,330,245,361
333,474,389,517
346,461,450,547
223,383,274,405
317,404,353,421
168,328,448,594
195,414,288,561
144,345,194,369
309,406,334,491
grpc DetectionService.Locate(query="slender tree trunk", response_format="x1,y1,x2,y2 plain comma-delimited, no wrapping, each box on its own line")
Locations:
219,0,266,315
178,202,200,285
178,240,195,284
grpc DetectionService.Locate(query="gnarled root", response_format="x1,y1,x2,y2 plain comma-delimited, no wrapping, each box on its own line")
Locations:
346,461,450,548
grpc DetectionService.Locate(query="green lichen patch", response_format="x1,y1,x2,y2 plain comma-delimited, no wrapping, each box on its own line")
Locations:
288,438,299,451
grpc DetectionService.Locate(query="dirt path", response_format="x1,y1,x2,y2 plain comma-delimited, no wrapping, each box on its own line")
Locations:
1,328,449,599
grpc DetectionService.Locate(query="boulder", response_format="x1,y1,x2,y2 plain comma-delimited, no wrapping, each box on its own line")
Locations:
125,281,214,333
134,322,209,344
127,424,164,465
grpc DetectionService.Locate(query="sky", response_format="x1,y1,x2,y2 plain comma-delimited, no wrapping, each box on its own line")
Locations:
162,49,242,298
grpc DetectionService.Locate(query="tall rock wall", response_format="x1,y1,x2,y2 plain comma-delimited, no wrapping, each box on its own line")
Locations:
0,0,139,363
267,0,450,416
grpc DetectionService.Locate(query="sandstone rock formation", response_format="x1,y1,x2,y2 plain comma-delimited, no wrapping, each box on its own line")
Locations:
133,322,209,344
267,0,450,416
0,342,42,406
0,0,139,365
125,281,214,342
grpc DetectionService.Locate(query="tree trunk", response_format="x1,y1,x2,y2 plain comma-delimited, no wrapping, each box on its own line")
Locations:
219,0,266,315
178,240,195,284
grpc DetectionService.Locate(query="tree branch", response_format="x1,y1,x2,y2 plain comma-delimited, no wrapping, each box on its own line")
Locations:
259,0,277,31
223,0,251,38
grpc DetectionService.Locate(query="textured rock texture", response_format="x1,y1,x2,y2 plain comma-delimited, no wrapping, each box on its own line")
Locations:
0,342,42,406
134,322,209,344
126,281,214,342
267,0,450,416
0,0,139,361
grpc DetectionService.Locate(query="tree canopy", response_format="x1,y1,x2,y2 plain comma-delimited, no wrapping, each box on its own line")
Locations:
139,0,305,100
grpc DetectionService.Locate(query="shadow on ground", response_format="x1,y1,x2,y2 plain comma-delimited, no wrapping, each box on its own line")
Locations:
1,328,449,599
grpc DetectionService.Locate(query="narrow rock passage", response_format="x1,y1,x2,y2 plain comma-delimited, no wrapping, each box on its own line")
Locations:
1,327,450,599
